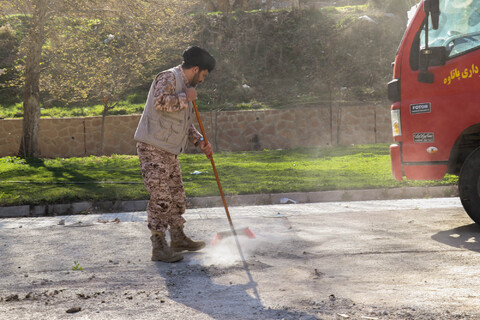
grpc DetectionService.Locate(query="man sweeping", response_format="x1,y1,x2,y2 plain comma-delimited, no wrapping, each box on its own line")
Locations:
134,46,215,263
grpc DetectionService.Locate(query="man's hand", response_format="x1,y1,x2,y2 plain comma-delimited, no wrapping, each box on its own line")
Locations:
185,87,197,102
200,140,213,160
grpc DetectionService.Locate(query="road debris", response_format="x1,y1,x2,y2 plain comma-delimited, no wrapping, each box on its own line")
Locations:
280,198,297,204
66,307,82,314
5,294,19,302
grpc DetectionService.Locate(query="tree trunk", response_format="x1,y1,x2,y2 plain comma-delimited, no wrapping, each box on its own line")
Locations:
99,96,110,156
19,0,47,158
266,0,272,11
100,106,107,156
329,83,333,145
291,0,300,10
233,0,248,10
203,0,217,11
99,97,117,155
218,0,231,12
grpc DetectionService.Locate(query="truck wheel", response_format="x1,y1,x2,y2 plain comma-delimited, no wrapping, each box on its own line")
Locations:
459,146,480,224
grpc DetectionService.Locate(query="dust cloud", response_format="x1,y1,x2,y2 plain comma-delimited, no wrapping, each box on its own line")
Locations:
188,222,286,267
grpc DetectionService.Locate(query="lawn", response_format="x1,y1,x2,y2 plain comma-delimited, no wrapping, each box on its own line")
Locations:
0,144,458,207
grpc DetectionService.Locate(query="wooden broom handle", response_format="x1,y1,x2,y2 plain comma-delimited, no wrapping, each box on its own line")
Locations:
192,101,235,229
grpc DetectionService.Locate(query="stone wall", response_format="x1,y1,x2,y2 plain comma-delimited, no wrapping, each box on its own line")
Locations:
0,105,392,158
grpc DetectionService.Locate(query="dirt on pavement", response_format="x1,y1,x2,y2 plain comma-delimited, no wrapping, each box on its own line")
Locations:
0,199,479,319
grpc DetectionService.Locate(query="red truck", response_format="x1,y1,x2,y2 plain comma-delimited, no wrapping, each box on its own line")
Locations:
388,0,480,223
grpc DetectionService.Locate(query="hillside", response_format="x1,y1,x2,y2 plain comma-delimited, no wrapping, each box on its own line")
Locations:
192,3,409,111
0,1,415,117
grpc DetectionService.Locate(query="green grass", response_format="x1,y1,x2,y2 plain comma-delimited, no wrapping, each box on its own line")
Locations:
0,101,147,119
0,144,458,207
0,100,267,118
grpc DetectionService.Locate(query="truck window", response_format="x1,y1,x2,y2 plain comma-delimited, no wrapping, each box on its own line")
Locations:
420,0,480,58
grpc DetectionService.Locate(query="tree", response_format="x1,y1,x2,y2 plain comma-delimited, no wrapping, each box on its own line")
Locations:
0,0,93,157
0,0,197,157
1,0,48,158
202,0,251,12
42,1,195,154
370,0,419,14
292,0,300,10
0,18,22,106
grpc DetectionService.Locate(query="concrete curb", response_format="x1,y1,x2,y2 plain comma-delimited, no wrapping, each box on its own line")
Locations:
0,185,459,218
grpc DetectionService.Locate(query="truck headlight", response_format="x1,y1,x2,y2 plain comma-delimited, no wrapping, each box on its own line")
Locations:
391,109,402,137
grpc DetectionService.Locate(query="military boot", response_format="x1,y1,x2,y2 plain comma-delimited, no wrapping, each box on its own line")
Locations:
150,230,184,262
170,226,206,252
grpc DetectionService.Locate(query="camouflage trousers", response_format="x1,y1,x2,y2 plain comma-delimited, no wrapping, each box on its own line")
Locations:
136,142,186,232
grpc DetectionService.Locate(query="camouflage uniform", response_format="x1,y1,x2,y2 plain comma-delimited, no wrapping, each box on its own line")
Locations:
137,142,187,232
135,65,202,233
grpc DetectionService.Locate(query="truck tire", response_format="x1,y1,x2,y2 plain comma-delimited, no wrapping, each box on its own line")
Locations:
459,146,480,224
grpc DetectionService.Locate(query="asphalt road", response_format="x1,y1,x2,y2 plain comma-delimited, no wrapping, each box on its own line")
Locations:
1,198,479,319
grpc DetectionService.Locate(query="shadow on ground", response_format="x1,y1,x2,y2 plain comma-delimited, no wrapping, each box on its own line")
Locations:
154,233,319,320
431,223,480,253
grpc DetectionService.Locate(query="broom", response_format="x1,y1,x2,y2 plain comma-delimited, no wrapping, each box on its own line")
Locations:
192,100,255,245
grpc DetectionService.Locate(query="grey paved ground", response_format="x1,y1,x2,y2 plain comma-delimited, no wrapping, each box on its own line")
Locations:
1,198,479,319
0,197,463,229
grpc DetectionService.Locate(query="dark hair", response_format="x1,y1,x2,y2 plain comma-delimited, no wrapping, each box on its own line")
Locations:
182,46,216,72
